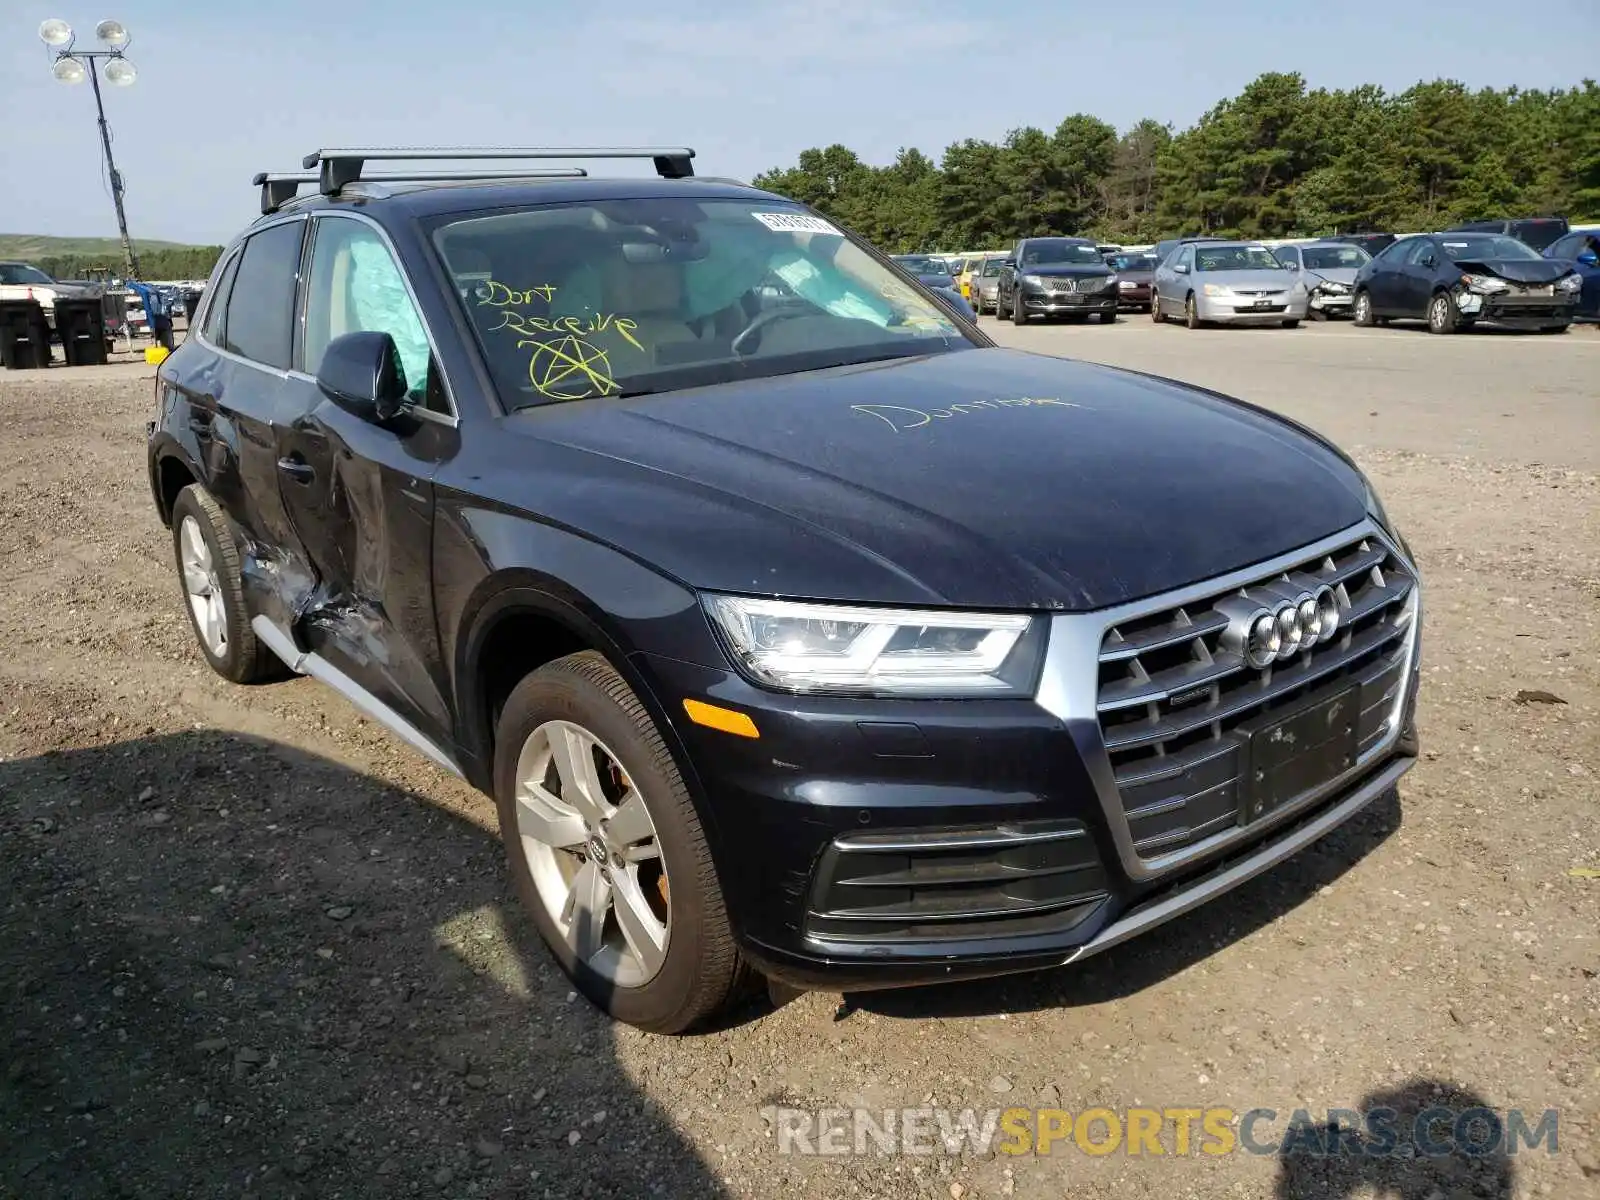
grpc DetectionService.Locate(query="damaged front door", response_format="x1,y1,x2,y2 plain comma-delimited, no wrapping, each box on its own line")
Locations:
274,214,459,754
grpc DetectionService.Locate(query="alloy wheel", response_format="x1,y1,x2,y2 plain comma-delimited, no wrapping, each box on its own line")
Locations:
179,515,227,657
512,719,669,988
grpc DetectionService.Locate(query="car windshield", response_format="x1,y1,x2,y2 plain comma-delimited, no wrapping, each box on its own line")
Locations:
1020,241,1104,266
0,264,56,285
1194,246,1285,271
1107,253,1156,271
1302,246,1370,270
1439,236,1542,262
431,199,970,407
895,256,946,275
980,259,1004,277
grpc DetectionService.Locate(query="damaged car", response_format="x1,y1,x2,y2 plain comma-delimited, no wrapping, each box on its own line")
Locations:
147,147,1422,1033
1273,242,1370,319
1353,233,1582,333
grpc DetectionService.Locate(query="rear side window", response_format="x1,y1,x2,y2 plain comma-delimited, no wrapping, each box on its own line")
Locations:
201,251,242,345
1511,220,1565,251
223,221,305,370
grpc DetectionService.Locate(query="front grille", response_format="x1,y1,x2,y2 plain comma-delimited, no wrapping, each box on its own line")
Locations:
1095,533,1416,861
805,820,1109,944
1041,277,1077,293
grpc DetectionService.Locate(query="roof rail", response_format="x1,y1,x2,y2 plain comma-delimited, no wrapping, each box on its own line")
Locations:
253,167,592,215
300,146,696,194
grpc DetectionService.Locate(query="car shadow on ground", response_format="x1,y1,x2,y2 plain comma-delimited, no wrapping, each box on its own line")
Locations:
849,788,1402,1022
0,731,727,1198
1272,1078,1520,1199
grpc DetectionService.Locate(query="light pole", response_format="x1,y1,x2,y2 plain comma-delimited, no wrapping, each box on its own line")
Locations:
39,18,142,280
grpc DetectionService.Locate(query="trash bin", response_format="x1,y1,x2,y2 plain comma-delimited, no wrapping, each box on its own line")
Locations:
54,297,110,366
182,290,203,324
0,300,51,370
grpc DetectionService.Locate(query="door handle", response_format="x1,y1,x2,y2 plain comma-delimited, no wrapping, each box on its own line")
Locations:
277,455,315,484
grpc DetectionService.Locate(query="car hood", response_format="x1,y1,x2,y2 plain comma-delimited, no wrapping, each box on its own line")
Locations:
1305,267,1360,286
1198,270,1296,290
1020,265,1113,278
916,273,954,287
1454,258,1571,284
497,349,1369,611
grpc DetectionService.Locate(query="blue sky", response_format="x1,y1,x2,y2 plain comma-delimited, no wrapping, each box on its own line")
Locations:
1,0,1596,246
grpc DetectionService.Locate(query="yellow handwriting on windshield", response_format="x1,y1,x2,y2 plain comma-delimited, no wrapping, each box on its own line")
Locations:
475,280,644,353
478,280,557,306
523,334,617,400
852,397,1084,433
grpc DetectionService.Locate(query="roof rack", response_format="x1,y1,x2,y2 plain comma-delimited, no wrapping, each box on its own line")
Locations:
252,167,591,215
300,146,696,194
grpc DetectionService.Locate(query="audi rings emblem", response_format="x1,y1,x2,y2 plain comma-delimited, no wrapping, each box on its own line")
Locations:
1216,578,1342,670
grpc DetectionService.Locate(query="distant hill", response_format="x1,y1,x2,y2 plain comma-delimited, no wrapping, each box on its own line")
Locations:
0,233,213,261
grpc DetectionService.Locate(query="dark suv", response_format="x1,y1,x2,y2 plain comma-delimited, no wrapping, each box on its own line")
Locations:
995,237,1120,324
147,147,1422,1033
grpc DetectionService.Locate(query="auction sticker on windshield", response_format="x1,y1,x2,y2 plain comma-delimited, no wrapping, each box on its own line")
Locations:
753,212,844,236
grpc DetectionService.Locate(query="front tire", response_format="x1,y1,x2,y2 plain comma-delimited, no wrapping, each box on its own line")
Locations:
1150,293,1163,323
169,484,280,684
492,651,744,1033
1353,290,1375,327
1011,292,1028,326
1185,294,1201,329
1427,290,1459,334
1282,319,1300,329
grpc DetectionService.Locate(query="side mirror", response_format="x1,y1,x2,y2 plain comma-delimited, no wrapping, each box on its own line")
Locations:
1579,250,1599,266
1174,263,1190,274
317,331,409,424
1420,255,1437,269
1003,258,1017,268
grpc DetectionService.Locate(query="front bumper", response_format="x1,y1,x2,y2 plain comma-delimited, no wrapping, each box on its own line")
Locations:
1019,288,1118,317
645,522,1421,992
1195,292,1310,324
1309,289,1354,314
1456,291,1577,327
1117,283,1152,307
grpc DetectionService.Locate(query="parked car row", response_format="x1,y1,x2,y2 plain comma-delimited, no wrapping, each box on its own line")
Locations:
905,213,1596,335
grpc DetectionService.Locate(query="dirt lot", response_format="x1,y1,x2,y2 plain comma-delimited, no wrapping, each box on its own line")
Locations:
2,321,1596,1199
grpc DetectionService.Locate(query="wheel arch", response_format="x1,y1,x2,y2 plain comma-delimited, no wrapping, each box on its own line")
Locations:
149,438,202,528
452,574,727,857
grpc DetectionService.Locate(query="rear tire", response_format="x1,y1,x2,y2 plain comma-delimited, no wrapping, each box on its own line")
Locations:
492,651,745,1034
169,484,281,684
1540,324,1569,334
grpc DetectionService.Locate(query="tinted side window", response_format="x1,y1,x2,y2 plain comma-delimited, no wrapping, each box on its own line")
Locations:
1274,247,1300,268
1370,240,1407,266
1546,233,1580,258
223,221,305,370
201,251,242,345
1407,239,1440,266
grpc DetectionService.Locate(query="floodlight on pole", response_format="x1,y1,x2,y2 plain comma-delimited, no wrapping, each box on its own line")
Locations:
39,16,141,279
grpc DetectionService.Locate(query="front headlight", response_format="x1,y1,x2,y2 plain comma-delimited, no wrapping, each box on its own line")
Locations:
1118,279,1137,289
1317,281,1350,294
703,595,1043,696
1556,273,1582,293
1021,273,1045,287
1201,283,1232,297
1460,273,1508,293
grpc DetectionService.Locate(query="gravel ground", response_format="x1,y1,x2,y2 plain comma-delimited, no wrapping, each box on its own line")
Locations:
1,322,1596,1199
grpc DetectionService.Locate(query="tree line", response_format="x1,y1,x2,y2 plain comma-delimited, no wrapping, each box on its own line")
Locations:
752,74,1600,251
39,245,225,283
